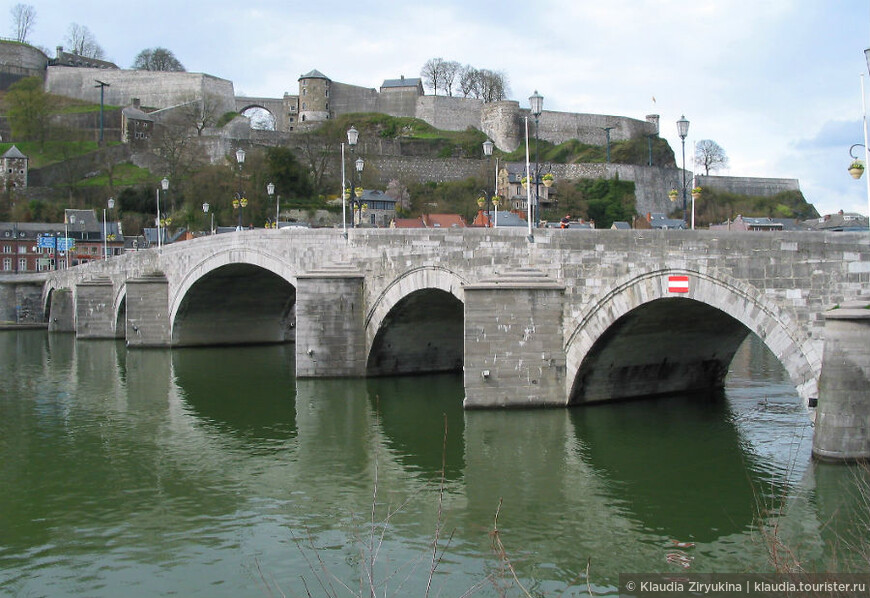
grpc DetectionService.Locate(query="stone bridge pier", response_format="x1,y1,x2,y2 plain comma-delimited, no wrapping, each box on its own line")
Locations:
8,228,870,461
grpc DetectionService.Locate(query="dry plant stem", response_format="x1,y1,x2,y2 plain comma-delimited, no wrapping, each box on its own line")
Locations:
425,415,450,598
255,557,287,598
491,498,534,598
586,557,594,598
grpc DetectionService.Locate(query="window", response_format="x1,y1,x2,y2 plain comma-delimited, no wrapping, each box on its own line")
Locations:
18,245,27,254
18,258,27,271
2,258,10,271
2,245,10,253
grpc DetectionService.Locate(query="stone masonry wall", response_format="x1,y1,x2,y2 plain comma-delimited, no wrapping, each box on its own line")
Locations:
697,174,801,197
45,67,236,114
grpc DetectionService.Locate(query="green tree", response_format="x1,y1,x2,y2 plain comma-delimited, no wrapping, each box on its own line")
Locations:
266,146,313,205
5,77,53,146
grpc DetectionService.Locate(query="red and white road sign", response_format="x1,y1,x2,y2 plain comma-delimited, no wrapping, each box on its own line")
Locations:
668,275,689,293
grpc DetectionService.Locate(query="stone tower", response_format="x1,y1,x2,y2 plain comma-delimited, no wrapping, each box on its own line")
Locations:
297,69,331,125
1,146,28,189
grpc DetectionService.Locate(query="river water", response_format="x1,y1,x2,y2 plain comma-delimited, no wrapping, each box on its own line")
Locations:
0,331,867,597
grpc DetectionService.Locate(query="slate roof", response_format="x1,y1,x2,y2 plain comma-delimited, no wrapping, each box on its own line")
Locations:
299,69,330,81
381,76,422,89
2,145,27,159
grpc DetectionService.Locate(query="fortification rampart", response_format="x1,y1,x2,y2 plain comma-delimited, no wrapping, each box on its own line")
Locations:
0,39,49,90
697,174,800,196
44,67,236,113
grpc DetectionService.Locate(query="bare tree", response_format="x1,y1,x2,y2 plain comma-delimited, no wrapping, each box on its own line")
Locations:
293,132,333,194
420,57,445,96
442,60,461,97
177,94,223,136
10,4,36,43
65,23,105,59
695,139,729,175
478,69,509,102
458,65,480,98
132,47,185,72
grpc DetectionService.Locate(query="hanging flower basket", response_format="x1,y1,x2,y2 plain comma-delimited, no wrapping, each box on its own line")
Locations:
849,161,865,179
477,197,486,207
491,196,501,207
668,189,678,202
691,187,702,199
542,173,555,188
354,186,364,198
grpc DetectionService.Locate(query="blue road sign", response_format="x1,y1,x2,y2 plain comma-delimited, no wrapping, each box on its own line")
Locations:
37,235,74,251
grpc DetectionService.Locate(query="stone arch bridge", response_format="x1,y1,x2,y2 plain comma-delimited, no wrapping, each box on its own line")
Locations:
7,228,870,459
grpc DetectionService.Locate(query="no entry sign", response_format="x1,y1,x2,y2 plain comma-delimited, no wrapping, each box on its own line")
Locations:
668,275,689,293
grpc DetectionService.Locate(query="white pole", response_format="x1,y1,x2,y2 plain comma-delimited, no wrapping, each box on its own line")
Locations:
862,74,870,231
341,142,347,237
103,208,107,259
276,195,279,227
64,221,68,268
524,116,533,238
494,156,499,229
156,188,161,250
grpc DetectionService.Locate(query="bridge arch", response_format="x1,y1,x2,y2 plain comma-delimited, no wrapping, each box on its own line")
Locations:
565,268,820,405
168,246,298,347
365,266,468,376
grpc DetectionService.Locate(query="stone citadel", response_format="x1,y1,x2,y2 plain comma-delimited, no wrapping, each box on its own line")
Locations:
0,40,800,217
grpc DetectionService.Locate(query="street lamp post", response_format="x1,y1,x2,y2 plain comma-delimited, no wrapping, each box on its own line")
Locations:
482,139,495,227
233,148,247,231
159,177,169,250
267,182,277,228
676,115,690,224
350,156,364,228
863,48,870,231
343,126,365,228
202,202,213,235
603,126,614,163
103,196,115,259
529,90,543,227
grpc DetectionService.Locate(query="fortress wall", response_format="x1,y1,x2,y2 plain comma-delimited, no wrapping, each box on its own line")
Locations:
481,101,522,152
377,89,420,118
697,174,800,197
330,152,680,219
0,41,49,71
552,163,680,217
415,96,483,132
537,111,657,146
44,67,235,112
0,41,50,90
331,81,379,116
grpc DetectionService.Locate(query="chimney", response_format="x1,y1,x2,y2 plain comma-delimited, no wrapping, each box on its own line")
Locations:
132,98,140,109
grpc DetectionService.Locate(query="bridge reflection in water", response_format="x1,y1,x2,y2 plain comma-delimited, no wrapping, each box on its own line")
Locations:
0,331,862,598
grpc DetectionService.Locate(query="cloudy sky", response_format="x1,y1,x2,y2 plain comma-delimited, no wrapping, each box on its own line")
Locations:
8,0,870,218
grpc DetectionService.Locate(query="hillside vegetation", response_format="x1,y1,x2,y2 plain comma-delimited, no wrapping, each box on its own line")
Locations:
1,85,816,232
